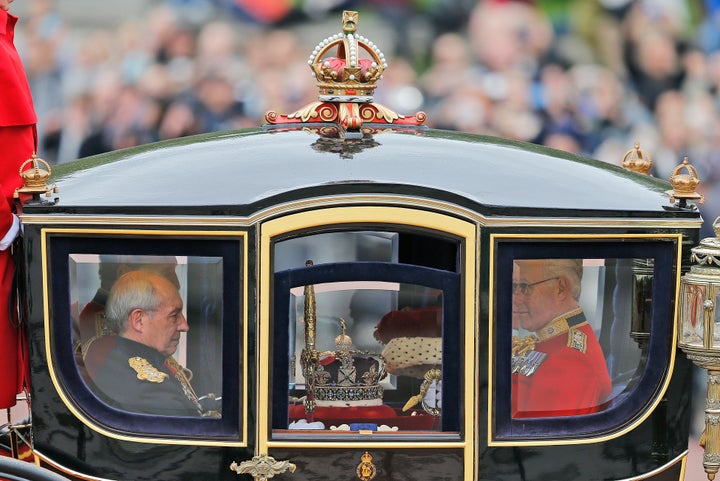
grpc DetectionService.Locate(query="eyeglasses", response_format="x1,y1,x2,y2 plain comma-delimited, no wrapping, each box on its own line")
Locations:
512,277,559,296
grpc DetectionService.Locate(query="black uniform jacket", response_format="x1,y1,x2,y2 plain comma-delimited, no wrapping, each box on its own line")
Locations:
90,336,201,417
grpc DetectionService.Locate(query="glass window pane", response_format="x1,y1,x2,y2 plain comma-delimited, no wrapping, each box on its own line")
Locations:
69,254,224,418
511,258,646,418
272,230,461,437
681,283,706,346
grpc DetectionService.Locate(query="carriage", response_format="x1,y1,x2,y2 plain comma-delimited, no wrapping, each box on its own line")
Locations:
0,10,709,481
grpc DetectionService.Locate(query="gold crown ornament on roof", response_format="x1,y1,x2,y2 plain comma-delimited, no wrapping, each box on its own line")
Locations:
13,153,58,201
309,10,386,102
265,10,426,137
621,142,653,175
668,156,704,206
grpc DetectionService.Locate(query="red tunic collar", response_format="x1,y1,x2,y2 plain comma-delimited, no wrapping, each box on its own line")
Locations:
0,10,18,37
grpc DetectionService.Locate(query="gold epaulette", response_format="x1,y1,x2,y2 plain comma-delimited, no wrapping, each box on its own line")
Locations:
567,327,588,353
128,357,168,383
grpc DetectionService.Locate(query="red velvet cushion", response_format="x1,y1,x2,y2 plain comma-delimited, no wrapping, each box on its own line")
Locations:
288,404,434,430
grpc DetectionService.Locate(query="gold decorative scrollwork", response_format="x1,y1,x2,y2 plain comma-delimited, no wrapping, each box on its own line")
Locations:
230,454,296,481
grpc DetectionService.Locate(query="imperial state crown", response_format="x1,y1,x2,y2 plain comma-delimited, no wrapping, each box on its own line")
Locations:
299,261,387,414
312,318,387,407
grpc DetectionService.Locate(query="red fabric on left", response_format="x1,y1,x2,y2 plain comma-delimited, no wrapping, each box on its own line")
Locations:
0,8,37,410
0,125,35,409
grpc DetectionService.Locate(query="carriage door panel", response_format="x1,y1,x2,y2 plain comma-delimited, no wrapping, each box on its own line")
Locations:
257,207,476,481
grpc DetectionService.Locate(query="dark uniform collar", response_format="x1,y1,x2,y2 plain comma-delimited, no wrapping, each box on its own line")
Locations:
115,336,167,366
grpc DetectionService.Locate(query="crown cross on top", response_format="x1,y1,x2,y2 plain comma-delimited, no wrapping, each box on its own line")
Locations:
309,10,386,103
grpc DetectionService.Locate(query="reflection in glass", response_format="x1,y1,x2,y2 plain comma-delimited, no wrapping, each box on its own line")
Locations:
511,258,647,418
69,254,223,417
681,283,706,346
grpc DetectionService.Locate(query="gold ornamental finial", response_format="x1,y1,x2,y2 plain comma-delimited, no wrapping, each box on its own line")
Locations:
335,318,352,351
13,153,58,200
621,142,653,175
308,10,386,103
668,156,704,206
264,10,426,134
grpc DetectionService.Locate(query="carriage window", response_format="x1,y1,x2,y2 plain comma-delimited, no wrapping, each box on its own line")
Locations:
271,231,461,437
493,238,678,440
48,233,242,440
70,254,224,417
511,258,642,418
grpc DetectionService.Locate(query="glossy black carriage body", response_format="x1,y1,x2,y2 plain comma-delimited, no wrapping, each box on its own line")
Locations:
16,124,701,481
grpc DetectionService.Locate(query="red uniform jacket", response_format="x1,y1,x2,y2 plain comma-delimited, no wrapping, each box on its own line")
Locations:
0,8,37,409
512,310,612,418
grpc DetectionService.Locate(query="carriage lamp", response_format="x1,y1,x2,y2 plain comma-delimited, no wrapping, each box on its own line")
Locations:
679,215,720,480
672,154,719,479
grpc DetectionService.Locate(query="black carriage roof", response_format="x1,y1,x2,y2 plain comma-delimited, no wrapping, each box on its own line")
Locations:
33,125,697,220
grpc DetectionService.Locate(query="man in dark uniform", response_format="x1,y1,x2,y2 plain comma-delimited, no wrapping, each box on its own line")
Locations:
511,258,611,418
87,270,218,417
73,256,179,374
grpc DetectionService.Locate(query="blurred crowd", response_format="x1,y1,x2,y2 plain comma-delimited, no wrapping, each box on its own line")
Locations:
13,0,720,232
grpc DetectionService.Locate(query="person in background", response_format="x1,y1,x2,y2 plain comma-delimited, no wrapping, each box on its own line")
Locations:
0,0,37,410
511,258,611,418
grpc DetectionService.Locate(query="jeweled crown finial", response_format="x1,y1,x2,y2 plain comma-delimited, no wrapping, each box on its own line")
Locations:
265,10,425,134
308,10,386,103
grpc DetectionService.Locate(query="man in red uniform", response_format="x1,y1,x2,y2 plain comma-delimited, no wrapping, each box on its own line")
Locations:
511,259,611,418
0,0,37,409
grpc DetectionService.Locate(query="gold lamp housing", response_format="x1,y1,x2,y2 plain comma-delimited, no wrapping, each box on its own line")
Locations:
679,216,720,480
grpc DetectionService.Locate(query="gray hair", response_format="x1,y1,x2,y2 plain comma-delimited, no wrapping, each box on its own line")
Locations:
543,259,583,301
105,271,163,334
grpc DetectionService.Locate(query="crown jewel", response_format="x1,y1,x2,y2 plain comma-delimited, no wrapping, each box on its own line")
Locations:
308,10,386,103
300,262,387,414
313,318,386,407
265,10,426,136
